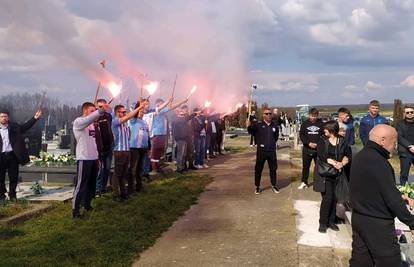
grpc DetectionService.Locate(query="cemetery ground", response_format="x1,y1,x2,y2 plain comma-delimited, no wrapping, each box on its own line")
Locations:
0,136,353,266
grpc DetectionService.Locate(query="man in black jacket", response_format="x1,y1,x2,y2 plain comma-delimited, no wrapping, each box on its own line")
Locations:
95,99,114,194
349,124,414,267
0,109,42,201
396,105,414,185
249,111,258,146
298,108,324,189
247,108,279,194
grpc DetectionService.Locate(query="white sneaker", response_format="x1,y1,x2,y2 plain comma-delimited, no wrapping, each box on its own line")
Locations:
195,165,203,169
203,164,209,168
297,182,308,190
250,145,253,147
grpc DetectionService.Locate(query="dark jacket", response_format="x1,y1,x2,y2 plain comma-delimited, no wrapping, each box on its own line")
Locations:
317,136,352,166
343,117,355,146
94,112,113,155
247,120,279,152
0,117,38,165
172,114,195,141
299,119,324,151
350,141,414,229
396,119,414,156
359,114,388,145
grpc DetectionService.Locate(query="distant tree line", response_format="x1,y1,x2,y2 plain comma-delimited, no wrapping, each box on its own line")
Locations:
0,92,81,130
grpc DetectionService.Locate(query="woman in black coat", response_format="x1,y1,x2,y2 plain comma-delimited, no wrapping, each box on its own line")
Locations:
316,120,352,233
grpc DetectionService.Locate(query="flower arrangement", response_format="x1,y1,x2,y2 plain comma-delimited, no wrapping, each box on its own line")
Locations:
29,152,76,167
398,183,414,199
30,181,43,194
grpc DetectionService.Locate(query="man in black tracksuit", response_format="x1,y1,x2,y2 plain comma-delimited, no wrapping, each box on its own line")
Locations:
350,124,414,267
298,108,324,189
396,105,414,186
247,108,279,194
249,111,258,146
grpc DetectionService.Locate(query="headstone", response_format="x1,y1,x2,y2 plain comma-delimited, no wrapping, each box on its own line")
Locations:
45,125,56,141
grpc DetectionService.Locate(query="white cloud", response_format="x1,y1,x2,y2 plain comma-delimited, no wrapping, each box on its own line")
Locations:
401,75,414,87
365,80,382,90
250,71,319,92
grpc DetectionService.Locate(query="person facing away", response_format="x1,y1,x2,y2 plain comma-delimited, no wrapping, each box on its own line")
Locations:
298,108,324,190
72,102,108,218
314,121,351,233
0,108,42,203
94,98,114,195
247,108,280,195
359,99,388,146
349,124,414,267
396,104,414,186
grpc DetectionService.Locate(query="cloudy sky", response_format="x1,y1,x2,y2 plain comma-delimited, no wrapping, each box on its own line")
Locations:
1,0,414,107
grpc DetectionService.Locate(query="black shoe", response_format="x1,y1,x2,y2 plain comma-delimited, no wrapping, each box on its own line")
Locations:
255,187,261,195
0,197,6,205
121,194,128,201
175,170,184,174
9,196,17,202
328,224,339,231
188,166,198,170
271,186,280,194
318,225,327,233
113,196,122,202
72,210,81,219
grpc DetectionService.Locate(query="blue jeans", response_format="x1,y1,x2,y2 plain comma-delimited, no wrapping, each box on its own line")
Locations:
400,154,414,185
142,153,150,175
194,136,206,166
96,151,112,192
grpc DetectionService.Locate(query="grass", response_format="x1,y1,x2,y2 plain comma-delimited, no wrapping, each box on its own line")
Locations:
225,146,248,153
0,172,212,267
0,200,31,219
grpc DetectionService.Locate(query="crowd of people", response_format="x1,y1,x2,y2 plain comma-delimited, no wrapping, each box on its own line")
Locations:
72,97,228,218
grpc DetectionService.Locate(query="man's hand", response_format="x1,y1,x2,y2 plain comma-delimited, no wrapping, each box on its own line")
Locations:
308,142,317,149
34,109,42,119
402,195,414,210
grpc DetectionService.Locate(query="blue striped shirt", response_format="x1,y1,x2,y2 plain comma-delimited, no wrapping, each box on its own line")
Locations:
152,107,170,136
129,118,149,149
112,118,130,151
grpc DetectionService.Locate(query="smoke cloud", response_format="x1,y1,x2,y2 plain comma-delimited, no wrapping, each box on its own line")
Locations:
0,0,277,111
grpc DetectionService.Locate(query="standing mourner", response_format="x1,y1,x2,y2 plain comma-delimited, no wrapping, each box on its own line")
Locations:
396,105,414,186
72,102,108,218
337,107,355,146
349,125,414,266
314,121,351,233
171,105,195,173
128,100,150,193
112,103,144,201
215,117,226,155
247,108,280,194
298,108,324,190
193,108,207,169
94,99,114,195
0,109,42,202
249,111,258,147
359,100,388,146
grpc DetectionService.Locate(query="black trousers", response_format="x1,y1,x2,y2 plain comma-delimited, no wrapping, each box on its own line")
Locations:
319,178,336,226
255,150,277,187
0,152,19,198
302,147,317,184
209,133,217,156
129,148,147,193
72,160,98,212
250,134,256,145
350,213,402,267
112,151,130,197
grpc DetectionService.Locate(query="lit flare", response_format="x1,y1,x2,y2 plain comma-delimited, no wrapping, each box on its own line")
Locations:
204,100,212,108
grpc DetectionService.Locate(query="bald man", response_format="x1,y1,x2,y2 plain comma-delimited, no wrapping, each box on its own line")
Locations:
349,124,414,267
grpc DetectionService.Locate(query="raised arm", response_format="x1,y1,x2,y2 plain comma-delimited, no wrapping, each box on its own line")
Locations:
20,109,42,133
119,103,144,124
170,98,189,111
73,109,103,130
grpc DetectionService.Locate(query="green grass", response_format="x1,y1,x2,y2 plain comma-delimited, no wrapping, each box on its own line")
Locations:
0,199,31,219
225,146,247,153
0,173,212,267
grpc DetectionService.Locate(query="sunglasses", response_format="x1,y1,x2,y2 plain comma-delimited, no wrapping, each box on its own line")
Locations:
118,111,127,114
406,111,414,114
263,113,272,115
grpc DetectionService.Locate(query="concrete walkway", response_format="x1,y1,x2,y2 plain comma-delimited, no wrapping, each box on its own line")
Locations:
134,146,351,266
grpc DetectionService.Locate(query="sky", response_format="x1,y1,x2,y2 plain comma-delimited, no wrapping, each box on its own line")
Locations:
1,0,414,107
